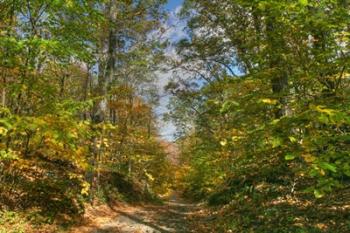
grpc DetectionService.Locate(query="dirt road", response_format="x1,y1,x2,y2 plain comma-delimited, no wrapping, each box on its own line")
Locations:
70,196,210,233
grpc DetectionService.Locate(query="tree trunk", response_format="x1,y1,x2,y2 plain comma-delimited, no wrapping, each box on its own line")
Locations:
266,15,289,118
89,0,118,201
93,0,117,123
1,77,6,107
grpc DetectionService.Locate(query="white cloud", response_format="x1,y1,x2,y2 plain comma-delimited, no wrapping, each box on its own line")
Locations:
154,5,188,141
163,6,187,42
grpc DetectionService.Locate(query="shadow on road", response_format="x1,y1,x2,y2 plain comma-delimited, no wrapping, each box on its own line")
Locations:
88,199,199,233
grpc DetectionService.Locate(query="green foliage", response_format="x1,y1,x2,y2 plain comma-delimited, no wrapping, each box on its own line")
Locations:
0,211,26,233
0,0,171,229
168,0,350,231
174,0,350,200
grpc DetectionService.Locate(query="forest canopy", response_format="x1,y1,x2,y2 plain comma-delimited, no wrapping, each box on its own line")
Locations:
1,0,350,233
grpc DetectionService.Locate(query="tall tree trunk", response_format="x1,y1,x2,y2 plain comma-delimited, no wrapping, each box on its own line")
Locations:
93,0,117,123
82,64,91,120
266,15,289,118
89,0,118,200
1,76,6,107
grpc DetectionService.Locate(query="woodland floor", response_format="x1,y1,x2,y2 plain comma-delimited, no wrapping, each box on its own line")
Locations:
69,194,211,233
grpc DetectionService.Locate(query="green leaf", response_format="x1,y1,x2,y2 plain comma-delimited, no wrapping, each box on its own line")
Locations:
0,127,8,136
299,0,308,6
288,136,297,143
319,162,337,173
0,150,19,161
0,119,12,129
220,139,227,146
271,137,282,148
314,189,324,199
259,98,278,105
271,119,280,125
258,2,266,11
220,101,239,113
318,114,329,124
285,153,296,161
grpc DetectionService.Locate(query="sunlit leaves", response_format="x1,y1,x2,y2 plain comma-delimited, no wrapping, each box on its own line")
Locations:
314,189,324,199
0,0,170,224
220,101,239,114
175,0,350,199
285,153,296,161
80,181,90,196
259,98,278,105
301,153,316,163
270,137,283,148
299,0,308,7
0,149,19,161
220,139,227,147
319,162,337,173
0,127,7,136
288,136,297,143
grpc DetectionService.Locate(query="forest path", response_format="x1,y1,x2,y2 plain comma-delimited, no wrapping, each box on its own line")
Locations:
69,193,210,233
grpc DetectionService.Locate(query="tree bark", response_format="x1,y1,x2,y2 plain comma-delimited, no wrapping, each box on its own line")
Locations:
266,15,289,118
93,0,117,123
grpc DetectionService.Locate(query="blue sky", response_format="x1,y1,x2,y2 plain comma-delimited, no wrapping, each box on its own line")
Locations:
155,0,186,141
156,0,241,141
165,0,184,11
